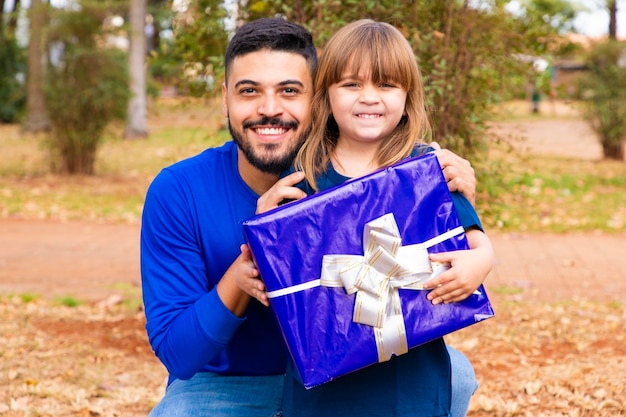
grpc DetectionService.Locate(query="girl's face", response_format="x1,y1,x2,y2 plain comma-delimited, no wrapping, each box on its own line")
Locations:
328,68,407,147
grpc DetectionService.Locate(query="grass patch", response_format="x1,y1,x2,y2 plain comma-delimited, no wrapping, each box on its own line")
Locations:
489,99,585,122
479,153,626,232
54,295,81,307
1,97,624,233
20,292,41,303
490,285,524,295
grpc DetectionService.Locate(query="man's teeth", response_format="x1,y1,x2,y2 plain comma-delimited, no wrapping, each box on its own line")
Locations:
255,127,287,135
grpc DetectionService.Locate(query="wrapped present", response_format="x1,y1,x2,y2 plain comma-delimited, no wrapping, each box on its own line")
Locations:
242,153,494,389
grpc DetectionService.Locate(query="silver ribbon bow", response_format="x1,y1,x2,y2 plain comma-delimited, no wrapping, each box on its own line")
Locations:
320,213,445,362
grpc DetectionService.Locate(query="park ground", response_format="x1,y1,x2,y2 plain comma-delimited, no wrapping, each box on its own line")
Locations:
0,100,625,416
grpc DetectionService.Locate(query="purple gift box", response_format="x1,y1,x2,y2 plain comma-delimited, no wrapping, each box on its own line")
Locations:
242,153,494,389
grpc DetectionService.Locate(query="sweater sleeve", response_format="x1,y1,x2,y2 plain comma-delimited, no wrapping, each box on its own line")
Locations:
140,169,245,380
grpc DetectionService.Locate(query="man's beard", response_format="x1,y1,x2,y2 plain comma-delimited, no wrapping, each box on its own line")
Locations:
228,116,309,174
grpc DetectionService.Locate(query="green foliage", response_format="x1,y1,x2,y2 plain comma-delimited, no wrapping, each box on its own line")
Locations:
0,36,26,123
579,40,626,160
414,3,522,157
44,1,130,175
233,1,567,159
518,0,581,36
55,296,81,307
152,0,228,94
171,1,581,161
20,293,41,303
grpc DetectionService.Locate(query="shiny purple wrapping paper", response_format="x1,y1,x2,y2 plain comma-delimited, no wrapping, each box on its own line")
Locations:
242,153,494,389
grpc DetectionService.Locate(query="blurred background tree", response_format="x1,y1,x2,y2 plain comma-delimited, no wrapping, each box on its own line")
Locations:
148,0,228,96
125,0,149,139
44,0,130,174
23,0,50,132
0,0,26,124
579,39,626,160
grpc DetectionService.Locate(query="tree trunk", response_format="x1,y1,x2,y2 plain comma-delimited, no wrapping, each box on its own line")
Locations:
8,0,21,35
0,0,6,44
602,140,624,160
608,0,617,40
23,0,50,133
124,0,149,139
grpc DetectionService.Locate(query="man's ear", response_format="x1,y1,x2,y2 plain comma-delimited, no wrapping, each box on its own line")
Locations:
221,82,228,117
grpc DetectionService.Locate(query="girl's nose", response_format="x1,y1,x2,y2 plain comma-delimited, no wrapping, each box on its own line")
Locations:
360,83,380,103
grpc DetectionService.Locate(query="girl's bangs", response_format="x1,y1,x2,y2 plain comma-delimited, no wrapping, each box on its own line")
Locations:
331,41,414,90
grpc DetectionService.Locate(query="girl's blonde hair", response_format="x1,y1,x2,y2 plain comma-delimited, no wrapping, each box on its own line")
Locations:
294,19,431,191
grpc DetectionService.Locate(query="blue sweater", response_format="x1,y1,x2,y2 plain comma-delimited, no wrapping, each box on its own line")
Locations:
141,141,287,383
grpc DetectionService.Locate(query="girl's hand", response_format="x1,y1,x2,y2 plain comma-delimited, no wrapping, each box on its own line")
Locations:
422,229,494,305
256,171,307,214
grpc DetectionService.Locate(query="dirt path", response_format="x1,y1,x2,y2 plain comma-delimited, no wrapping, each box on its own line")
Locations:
490,118,603,160
0,219,140,301
1,216,625,304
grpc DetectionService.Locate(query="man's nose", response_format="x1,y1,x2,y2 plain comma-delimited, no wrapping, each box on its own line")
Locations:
258,94,283,116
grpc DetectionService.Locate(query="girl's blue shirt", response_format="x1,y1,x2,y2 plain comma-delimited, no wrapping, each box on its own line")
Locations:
282,144,480,417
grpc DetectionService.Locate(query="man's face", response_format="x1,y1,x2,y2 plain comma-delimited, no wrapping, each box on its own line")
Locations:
222,50,313,174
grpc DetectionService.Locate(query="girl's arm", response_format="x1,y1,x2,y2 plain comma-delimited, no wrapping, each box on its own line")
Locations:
422,229,494,305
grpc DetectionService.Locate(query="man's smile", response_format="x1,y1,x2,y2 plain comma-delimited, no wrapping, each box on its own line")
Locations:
252,126,290,135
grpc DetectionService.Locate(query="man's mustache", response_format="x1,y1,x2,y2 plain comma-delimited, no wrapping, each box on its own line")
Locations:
243,116,298,130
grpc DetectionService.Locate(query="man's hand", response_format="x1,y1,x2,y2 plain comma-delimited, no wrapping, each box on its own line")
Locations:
232,244,270,307
216,244,261,315
257,171,308,214
429,141,476,206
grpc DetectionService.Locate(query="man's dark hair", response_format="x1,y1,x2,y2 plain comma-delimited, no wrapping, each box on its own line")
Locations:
224,17,318,84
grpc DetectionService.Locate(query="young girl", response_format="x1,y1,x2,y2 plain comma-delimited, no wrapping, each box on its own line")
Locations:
248,19,494,417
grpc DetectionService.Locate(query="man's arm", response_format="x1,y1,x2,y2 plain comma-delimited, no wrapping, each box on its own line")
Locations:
429,141,476,206
141,170,246,380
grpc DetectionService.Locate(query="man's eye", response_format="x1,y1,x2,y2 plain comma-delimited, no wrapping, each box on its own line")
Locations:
240,88,256,94
283,88,299,95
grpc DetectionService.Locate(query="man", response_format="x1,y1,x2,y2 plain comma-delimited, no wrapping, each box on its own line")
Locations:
141,17,477,417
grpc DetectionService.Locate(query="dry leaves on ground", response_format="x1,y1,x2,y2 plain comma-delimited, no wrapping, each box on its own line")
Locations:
1,295,624,416
450,298,626,416
0,298,165,417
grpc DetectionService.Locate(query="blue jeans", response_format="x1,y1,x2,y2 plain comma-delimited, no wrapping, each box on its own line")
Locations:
149,349,476,417
148,372,283,417
448,346,479,417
